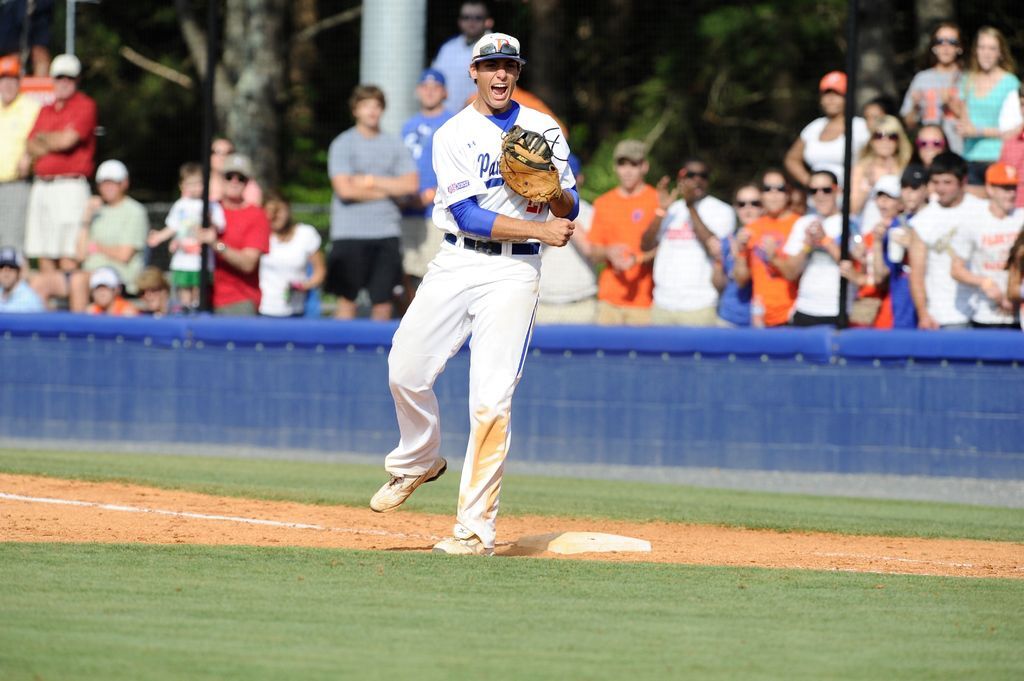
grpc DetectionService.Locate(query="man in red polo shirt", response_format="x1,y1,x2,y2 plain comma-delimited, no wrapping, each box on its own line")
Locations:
198,154,270,315
21,54,97,276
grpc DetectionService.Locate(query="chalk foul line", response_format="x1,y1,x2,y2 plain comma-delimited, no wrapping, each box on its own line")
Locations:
0,492,443,542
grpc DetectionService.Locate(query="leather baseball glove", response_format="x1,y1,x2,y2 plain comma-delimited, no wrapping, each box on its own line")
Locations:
499,125,563,203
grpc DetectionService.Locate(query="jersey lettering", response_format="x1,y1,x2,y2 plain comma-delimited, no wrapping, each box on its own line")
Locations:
526,200,542,215
477,153,500,179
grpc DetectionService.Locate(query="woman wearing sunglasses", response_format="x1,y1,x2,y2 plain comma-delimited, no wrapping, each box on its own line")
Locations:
850,115,912,226
712,184,764,327
910,124,949,169
901,22,964,153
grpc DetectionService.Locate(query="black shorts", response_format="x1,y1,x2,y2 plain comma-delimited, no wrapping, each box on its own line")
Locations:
325,237,402,304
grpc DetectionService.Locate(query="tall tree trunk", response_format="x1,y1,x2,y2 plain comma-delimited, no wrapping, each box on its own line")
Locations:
177,0,287,188
287,0,318,146
528,0,565,119
915,0,956,52
857,0,897,109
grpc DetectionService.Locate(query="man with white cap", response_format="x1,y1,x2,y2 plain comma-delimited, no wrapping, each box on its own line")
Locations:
30,159,147,312
21,53,97,277
371,32,577,556
0,54,41,252
0,245,44,313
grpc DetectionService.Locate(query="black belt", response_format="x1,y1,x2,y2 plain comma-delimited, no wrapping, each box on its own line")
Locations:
444,233,540,256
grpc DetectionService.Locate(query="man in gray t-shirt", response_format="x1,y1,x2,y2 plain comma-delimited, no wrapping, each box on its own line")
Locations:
326,84,418,320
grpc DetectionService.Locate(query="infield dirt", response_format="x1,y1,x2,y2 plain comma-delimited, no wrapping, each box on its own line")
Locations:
2,473,1021,578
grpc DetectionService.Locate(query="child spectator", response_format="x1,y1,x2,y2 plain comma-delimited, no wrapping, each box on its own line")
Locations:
901,21,964,153
778,170,844,326
842,176,903,328
735,169,799,327
952,27,1021,193
713,185,763,327
86,267,137,317
135,266,172,317
0,245,44,312
882,165,930,329
862,95,898,131
148,162,226,310
950,162,1023,329
259,193,326,318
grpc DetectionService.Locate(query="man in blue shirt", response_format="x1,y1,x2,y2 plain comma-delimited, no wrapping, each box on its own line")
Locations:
399,69,454,304
431,1,493,114
0,246,44,312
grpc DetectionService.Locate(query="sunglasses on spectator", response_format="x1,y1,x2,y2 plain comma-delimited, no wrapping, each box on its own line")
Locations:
615,159,643,167
477,42,520,58
808,186,834,195
54,75,75,81
916,139,945,149
761,183,787,193
459,14,486,21
681,170,709,180
225,172,248,183
872,131,900,141
933,38,960,47
735,200,763,208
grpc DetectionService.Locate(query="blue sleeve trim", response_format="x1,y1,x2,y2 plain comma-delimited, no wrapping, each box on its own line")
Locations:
450,197,497,238
564,186,580,222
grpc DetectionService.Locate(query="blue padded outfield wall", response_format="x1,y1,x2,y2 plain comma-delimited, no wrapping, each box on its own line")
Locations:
1,313,1022,479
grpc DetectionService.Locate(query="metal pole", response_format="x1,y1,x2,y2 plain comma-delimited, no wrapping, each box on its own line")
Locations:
66,0,75,55
838,0,859,329
360,0,426,134
199,0,218,313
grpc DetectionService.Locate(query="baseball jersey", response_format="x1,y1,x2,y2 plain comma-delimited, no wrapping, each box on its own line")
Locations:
431,102,574,234
909,193,987,326
652,195,736,312
402,110,454,217
950,206,1023,325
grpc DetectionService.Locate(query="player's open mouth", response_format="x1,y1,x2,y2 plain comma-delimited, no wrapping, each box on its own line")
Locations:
491,83,509,99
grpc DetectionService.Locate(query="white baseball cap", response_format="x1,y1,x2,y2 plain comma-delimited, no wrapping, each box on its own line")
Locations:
471,33,526,65
50,54,82,79
95,159,129,184
89,267,122,290
872,175,902,199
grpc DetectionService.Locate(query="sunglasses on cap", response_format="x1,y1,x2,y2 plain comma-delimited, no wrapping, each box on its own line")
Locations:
872,131,899,141
735,200,763,208
225,172,248,182
808,186,834,195
477,42,520,59
761,183,787,193
933,37,960,47
916,139,945,149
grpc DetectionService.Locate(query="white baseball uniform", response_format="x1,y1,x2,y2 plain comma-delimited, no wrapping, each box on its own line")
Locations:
385,102,574,549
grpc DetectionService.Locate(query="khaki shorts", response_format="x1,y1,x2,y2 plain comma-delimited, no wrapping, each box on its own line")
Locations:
596,300,651,326
650,305,719,327
24,177,90,259
400,216,444,279
535,298,597,325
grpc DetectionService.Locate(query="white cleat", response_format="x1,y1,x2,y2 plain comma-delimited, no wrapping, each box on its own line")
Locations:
369,458,447,513
432,535,494,556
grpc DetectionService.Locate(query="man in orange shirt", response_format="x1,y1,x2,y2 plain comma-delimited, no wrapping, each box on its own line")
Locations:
734,169,799,327
588,139,660,325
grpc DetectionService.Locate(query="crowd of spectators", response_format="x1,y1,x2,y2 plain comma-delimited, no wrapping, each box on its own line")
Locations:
1,6,1022,330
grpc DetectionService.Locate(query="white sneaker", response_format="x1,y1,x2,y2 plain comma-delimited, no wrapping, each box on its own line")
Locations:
369,458,447,513
432,535,494,556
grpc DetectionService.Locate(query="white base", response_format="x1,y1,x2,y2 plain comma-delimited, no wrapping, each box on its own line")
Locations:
511,531,652,555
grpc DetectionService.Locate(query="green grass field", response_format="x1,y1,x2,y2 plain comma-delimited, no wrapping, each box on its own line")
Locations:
1,448,1022,680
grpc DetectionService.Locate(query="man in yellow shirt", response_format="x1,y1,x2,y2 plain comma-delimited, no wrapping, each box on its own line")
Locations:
0,55,41,250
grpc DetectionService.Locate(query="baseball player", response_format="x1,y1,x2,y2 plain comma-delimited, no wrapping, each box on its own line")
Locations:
370,32,579,556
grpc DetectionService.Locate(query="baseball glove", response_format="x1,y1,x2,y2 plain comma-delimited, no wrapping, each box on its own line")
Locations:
499,125,563,203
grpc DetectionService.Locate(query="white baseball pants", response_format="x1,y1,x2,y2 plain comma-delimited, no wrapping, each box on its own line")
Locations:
386,240,540,549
